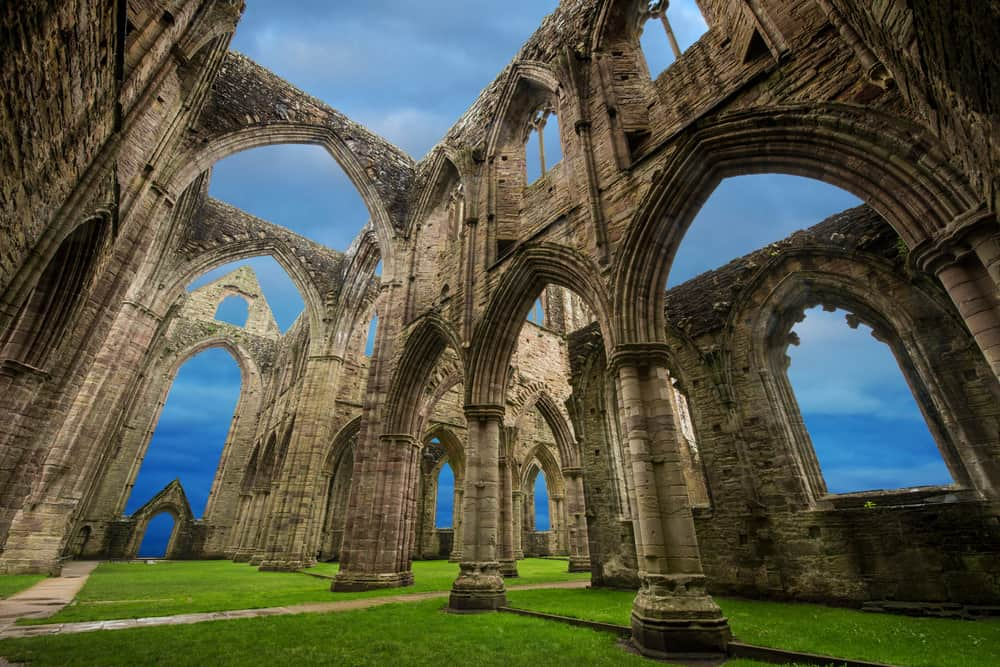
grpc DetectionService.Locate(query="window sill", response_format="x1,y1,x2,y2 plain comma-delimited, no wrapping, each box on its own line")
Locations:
813,485,979,511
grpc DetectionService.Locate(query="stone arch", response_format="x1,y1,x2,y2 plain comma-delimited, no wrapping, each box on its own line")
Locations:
163,55,416,275
486,62,564,156
125,479,194,559
468,243,613,407
613,103,987,346
424,423,467,478
728,247,1000,501
384,315,465,436
315,416,362,561
510,387,579,469
0,209,114,369
113,335,262,519
156,239,325,343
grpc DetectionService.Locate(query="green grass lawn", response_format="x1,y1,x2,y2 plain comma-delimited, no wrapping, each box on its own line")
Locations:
27,558,587,625
305,557,588,589
1,598,649,667
0,574,45,599
505,588,1000,667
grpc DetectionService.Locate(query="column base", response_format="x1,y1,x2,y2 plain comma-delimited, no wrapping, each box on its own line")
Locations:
448,561,506,611
630,574,731,658
499,559,519,578
332,570,414,592
247,555,264,566
0,557,63,576
258,559,315,572
568,556,590,572
231,550,254,563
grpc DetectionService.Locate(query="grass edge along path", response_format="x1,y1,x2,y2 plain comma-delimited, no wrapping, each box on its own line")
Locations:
24,558,587,625
504,588,1000,667
0,575,46,600
2,597,651,667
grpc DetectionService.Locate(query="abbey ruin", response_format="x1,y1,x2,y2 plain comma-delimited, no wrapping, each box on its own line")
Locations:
1,0,998,659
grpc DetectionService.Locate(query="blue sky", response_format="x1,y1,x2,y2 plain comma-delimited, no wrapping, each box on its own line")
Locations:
132,2,949,555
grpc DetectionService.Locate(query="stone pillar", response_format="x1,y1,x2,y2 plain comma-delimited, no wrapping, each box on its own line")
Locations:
333,434,421,590
511,490,525,560
259,355,344,571
551,493,566,554
612,346,730,658
448,487,464,562
497,430,519,577
912,212,1000,382
448,405,506,611
563,467,591,572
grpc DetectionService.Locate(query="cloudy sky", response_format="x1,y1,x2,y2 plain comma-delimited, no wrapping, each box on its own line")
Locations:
134,1,949,555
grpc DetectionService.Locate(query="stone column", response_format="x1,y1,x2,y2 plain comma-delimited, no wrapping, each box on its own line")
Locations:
497,430,519,577
551,493,566,554
448,405,506,611
913,212,1000,382
563,467,591,572
448,486,464,562
612,346,730,658
511,490,525,560
333,434,421,590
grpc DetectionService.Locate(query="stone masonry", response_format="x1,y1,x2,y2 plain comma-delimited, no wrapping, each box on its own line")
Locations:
1,0,999,658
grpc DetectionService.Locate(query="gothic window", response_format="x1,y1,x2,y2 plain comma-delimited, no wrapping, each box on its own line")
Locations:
137,512,176,558
639,0,709,77
525,107,562,183
435,460,455,529
526,298,545,326
365,314,379,357
785,307,953,494
215,295,249,327
1,216,108,369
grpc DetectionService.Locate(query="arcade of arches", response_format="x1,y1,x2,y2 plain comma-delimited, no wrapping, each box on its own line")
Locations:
2,0,999,658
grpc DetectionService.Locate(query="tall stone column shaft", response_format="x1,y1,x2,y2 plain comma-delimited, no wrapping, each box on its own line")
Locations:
497,449,519,577
448,405,506,611
332,434,421,591
563,467,591,572
613,348,730,658
449,487,465,562
511,489,525,560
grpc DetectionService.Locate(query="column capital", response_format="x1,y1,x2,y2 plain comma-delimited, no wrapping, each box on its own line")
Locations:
562,466,584,479
909,205,997,275
379,433,420,449
464,404,505,422
608,342,673,374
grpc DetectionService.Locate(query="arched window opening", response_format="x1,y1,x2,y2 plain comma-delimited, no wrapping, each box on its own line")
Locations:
786,307,952,493
1,217,107,368
668,175,862,288
526,298,545,326
435,461,455,529
214,294,249,327
189,257,304,333
639,0,709,77
138,512,175,558
365,314,379,357
374,259,383,277
209,144,369,253
525,108,562,183
534,470,551,531
126,348,242,518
